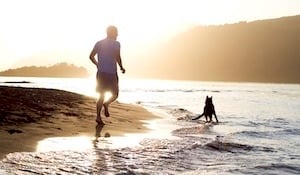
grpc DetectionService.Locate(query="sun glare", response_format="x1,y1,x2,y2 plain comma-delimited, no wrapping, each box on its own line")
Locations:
0,0,299,71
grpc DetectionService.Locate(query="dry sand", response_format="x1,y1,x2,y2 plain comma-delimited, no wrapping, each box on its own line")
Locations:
0,86,159,159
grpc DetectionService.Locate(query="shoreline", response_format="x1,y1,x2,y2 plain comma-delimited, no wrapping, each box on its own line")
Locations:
0,86,160,159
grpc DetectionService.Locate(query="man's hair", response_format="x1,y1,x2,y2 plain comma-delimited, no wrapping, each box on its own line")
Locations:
106,25,118,37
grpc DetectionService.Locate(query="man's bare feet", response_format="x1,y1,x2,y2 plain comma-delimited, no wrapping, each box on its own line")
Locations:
103,103,110,117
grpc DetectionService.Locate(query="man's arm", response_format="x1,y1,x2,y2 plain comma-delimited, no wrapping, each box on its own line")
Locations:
89,49,98,68
115,49,125,73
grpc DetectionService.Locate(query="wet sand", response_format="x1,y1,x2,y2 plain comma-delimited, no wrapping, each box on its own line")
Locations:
0,86,159,159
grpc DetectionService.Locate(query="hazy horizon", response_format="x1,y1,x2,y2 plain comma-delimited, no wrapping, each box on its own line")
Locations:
0,0,300,82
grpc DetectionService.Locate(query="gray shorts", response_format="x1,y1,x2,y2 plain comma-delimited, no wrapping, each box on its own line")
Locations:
96,72,119,94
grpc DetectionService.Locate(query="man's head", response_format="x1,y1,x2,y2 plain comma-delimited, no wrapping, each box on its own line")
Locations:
106,25,118,40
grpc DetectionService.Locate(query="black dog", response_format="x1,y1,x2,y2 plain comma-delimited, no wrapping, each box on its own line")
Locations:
192,96,219,123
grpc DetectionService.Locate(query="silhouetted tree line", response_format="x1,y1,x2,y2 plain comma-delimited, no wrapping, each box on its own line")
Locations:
0,63,89,78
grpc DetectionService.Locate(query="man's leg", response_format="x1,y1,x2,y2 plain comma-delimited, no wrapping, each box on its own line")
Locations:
103,74,119,117
96,71,105,124
96,93,105,124
103,91,118,117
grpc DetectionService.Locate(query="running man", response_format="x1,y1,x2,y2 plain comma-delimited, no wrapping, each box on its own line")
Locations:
89,25,125,124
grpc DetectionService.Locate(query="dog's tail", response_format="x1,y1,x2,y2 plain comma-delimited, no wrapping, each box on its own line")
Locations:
192,113,204,120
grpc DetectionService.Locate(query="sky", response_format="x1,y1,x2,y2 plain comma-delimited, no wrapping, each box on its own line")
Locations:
0,0,299,72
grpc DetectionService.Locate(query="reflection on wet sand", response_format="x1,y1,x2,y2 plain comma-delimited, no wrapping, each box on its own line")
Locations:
37,118,176,153
31,119,181,173
93,124,109,172
36,136,93,152
93,124,111,146
37,124,112,153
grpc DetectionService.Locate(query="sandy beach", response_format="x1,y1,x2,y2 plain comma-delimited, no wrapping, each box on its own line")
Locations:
0,86,159,159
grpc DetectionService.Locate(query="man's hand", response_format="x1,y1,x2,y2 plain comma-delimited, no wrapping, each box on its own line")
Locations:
120,67,126,74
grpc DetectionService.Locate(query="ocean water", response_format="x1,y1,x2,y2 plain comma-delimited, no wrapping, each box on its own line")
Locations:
0,76,300,174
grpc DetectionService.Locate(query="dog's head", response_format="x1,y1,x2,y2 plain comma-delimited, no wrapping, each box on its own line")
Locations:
205,96,213,105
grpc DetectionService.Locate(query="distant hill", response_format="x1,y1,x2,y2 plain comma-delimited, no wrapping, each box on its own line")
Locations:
134,15,300,83
0,63,89,78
